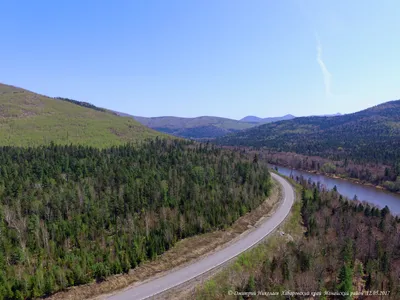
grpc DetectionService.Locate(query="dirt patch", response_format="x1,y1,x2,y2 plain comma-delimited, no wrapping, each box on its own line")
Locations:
20,109,37,117
48,181,282,300
109,128,123,137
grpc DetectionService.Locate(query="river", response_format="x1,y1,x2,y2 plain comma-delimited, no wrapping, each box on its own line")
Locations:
271,165,400,215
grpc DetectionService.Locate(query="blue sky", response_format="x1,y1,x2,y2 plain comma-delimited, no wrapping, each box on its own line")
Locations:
1,1,399,119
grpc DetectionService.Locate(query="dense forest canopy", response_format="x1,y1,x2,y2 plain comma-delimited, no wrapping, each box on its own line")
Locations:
216,100,400,166
0,139,272,299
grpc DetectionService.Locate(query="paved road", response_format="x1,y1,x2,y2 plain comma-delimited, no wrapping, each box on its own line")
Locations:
108,172,295,300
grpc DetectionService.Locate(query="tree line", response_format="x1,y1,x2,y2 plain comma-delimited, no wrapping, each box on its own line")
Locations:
55,97,110,113
0,139,272,299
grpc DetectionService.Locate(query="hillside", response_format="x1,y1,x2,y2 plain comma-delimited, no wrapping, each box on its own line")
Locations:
217,100,400,165
123,115,257,139
240,114,296,123
0,83,163,147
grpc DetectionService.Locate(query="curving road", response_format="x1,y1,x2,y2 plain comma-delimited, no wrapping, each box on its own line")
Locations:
107,172,295,300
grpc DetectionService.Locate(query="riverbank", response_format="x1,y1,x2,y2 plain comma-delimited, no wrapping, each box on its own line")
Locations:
257,148,400,195
271,163,400,195
271,164,400,215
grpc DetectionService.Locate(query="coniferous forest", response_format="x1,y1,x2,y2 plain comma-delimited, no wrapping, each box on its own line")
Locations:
0,139,272,299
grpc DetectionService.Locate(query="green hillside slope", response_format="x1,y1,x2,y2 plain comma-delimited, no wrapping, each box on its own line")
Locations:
0,83,164,147
216,100,400,165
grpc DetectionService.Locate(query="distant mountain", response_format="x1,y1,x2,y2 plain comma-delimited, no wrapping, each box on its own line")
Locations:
240,113,341,123
113,111,341,140
240,114,296,123
240,116,264,123
216,100,400,165
0,83,164,147
124,115,257,139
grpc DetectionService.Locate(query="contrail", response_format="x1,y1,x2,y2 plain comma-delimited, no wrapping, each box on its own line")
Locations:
316,39,332,97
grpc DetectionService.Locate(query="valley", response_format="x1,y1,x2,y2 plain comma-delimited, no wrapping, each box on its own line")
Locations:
1,82,400,299
3,2,400,299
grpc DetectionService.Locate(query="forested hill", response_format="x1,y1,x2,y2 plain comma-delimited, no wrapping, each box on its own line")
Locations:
0,83,163,147
216,100,400,165
127,115,256,139
0,139,272,298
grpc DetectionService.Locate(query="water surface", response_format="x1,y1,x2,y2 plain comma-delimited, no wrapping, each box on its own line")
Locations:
271,165,400,215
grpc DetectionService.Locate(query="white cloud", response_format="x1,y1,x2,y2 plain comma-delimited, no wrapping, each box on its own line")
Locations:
316,38,332,97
